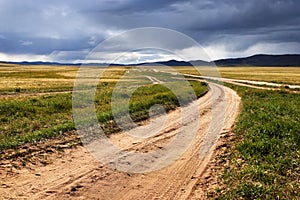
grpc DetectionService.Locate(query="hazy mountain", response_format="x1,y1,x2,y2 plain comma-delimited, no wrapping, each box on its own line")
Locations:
136,60,193,66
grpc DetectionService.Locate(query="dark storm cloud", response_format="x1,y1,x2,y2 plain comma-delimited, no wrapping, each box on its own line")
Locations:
87,0,183,13
0,0,299,62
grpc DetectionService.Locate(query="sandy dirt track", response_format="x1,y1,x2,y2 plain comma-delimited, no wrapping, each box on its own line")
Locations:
185,74,300,92
0,83,240,200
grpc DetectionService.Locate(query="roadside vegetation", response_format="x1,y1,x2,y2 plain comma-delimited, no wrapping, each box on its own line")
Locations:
211,84,300,199
0,65,208,151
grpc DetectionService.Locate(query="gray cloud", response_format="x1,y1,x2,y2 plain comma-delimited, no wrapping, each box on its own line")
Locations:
0,0,299,62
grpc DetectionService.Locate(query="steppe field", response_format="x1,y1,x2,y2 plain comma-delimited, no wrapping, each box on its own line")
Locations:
0,64,299,199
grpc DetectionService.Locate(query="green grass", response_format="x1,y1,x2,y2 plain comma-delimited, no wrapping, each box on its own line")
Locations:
0,94,74,150
0,80,208,151
212,85,300,199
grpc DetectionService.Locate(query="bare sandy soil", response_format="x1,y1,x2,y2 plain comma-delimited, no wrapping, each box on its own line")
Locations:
0,83,240,200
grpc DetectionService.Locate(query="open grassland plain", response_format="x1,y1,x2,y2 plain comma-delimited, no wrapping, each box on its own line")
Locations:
219,67,300,85
0,63,131,95
171,66,300,85
0,64,208,151
0,64,77,94
206,85,300,199
1,64,299,199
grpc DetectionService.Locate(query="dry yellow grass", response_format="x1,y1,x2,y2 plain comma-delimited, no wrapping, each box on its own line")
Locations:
218,67,300,85
0,64,136,92
0,77,74,90
1,64,299,91
0,64,77,91
169,66,300,85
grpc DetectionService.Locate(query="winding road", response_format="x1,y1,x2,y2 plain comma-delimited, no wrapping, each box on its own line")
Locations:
0,82,241,199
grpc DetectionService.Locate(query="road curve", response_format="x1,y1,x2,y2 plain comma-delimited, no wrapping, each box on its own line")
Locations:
185,74,300,91
0,83,240,200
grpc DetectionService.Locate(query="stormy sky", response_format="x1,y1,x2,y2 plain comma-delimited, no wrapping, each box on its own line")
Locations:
0,0,299,63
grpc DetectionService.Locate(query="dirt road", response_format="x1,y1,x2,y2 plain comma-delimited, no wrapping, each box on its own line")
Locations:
185,74,300,91
0,83,240,199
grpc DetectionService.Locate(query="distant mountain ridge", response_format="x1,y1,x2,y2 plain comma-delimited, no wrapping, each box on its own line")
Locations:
1,54,300,67
0,61,123,67
214,54,300,66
